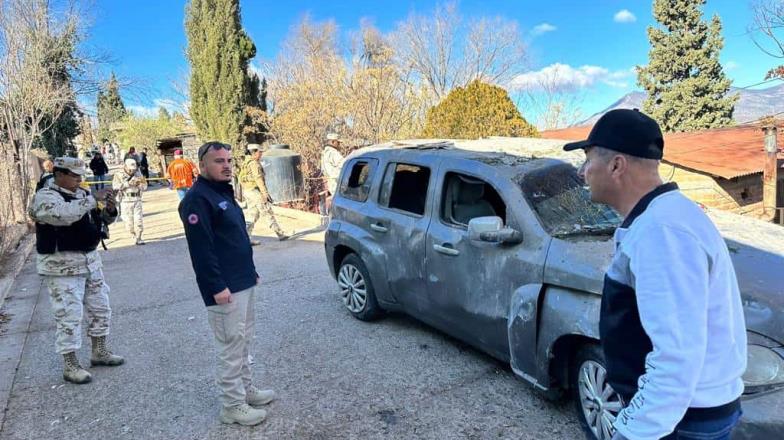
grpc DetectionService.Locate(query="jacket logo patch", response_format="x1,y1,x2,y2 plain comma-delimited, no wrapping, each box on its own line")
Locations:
218,201,228,210
188,213,199,224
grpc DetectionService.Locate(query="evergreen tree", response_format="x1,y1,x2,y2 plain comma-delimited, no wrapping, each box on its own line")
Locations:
246,72,266,109
422,80,538,139
34,22,81,156
36,103,81,157
637,0,737,132
243,72,269,143
259,77,268,113
158,106,171,121
185,0,255,152
96,73,126,142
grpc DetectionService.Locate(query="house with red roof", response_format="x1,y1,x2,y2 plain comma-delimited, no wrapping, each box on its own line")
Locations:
542,123,784,222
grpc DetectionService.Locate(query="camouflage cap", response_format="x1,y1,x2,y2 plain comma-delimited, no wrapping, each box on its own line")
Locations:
53,157,87,175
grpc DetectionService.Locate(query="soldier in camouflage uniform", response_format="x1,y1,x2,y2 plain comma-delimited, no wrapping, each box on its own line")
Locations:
239,144,287,245
112,158,148,245
28,157,125,385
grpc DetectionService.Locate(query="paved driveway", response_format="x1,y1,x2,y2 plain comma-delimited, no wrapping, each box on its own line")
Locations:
0,187,583,439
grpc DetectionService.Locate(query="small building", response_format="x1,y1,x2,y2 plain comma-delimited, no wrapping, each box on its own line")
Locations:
155,131,202,177
541,123,784,222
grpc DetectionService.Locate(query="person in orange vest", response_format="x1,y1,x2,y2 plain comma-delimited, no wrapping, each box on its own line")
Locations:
167,149,199,201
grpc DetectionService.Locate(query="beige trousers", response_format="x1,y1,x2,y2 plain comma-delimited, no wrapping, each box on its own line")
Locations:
206,286,256,408
45,269,112,355
120,200,143,238
243,188,284,236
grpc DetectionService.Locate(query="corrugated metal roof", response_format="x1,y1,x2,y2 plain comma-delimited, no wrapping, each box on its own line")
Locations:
541,123,784,179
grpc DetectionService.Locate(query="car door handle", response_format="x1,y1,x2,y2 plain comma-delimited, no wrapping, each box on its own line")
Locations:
370,223,388,233
433,243,460,256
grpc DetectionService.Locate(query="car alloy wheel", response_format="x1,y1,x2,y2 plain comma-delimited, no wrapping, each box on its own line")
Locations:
577,359,623,440
337,263,367,313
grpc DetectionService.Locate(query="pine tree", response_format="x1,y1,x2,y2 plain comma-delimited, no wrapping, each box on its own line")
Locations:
637,0,737,132
96,73,126,142
185,0,255,151
422,80,538,139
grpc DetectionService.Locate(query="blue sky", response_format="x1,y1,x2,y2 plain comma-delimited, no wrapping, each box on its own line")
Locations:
85,0,778,123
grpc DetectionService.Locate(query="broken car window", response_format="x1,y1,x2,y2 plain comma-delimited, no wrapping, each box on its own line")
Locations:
340,159,377,202
441,172,506,227
519,163,621,237
379,163,431,216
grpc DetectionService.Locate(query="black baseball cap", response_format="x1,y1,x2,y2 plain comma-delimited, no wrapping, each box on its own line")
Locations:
563,109,664,159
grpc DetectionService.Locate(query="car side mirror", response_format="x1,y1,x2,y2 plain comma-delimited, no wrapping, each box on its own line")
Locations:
468,216,523,245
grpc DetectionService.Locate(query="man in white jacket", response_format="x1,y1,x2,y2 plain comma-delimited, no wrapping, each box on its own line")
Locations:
564,109,747,440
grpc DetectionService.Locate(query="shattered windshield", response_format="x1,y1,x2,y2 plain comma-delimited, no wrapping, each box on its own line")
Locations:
519,162,622,237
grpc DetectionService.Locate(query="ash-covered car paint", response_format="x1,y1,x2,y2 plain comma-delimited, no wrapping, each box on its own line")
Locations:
324,143,784,440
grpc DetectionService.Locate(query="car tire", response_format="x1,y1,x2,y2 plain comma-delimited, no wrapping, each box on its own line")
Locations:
336,253,383,321
570,344,624,440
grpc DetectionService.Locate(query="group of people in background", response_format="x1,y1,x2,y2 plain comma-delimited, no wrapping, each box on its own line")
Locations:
28,132,353,427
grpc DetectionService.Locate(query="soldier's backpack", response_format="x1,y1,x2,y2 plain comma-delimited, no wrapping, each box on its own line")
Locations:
238,158,256,185
35,173,54,191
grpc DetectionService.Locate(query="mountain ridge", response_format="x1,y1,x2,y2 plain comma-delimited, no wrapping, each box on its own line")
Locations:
577,83,784,126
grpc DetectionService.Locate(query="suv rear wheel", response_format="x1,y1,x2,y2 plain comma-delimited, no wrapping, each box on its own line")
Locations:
337,253,382,321
571,344,623,440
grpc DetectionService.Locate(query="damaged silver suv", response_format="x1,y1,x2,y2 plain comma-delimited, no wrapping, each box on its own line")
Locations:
324,143,784,440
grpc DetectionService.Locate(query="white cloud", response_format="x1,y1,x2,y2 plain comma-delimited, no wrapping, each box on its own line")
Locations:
510,63,633,91
614,9,636,23
725,60,739,71
531,22,557,37
127,99,185,118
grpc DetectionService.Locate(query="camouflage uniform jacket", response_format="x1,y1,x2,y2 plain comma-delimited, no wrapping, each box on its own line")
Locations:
112,170,147,202
321,146,345,194
28,183,117,276
240,156,269,199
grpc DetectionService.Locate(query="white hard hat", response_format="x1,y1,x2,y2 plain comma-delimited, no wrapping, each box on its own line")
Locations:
124,158,138,169
326,133,340,141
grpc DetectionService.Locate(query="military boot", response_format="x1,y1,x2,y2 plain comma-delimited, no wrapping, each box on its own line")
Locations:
90,336,125,366
219,403,267,426
246,386,276,407
63,352,92,384
135,234,145,245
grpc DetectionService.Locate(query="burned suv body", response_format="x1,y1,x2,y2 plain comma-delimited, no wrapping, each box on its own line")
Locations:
324,144,784,440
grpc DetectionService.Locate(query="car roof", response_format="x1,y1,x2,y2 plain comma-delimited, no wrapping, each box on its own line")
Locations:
351,142,569,180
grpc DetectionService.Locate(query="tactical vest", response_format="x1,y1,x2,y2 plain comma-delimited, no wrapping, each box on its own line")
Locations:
35,189,103,254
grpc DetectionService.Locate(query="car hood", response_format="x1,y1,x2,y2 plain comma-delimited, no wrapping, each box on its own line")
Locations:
710,210,784,346
543,212,784,346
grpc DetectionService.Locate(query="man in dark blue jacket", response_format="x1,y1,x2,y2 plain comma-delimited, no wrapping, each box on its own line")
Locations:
179,141,275,426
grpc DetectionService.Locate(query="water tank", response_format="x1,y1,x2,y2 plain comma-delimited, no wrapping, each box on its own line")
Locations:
261,144,304,203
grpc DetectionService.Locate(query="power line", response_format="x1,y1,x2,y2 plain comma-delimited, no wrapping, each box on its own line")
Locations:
733,77,783,90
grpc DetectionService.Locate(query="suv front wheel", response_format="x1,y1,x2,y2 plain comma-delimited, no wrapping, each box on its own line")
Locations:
337,253,383,321
571,344,624,440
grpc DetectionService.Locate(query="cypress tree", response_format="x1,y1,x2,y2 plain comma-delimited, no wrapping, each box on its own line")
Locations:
96,73,126,142
185,0,255,150
637,0,737,132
